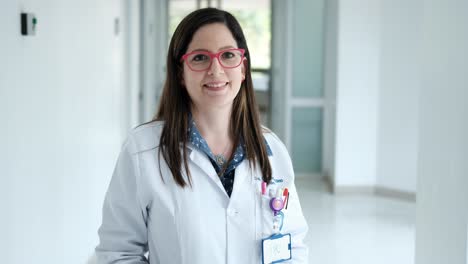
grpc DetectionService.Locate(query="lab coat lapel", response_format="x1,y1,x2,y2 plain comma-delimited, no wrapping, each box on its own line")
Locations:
230,160,256,202
187,146,228,197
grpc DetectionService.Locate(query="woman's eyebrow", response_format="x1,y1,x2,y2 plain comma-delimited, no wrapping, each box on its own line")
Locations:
190,45,237,52
218,45,236,50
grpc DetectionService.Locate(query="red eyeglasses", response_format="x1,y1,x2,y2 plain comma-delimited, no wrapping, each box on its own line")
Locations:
181,48,245,72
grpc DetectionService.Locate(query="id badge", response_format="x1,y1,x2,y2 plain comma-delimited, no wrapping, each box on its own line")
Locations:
261,233,291,264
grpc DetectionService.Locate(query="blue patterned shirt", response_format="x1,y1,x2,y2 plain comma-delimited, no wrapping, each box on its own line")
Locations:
188,117,272,197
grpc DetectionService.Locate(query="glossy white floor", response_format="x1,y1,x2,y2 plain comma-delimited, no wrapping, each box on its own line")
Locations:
296,177,415,264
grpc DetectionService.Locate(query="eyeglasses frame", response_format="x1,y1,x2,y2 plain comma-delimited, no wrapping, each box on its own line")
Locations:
181,48,246,72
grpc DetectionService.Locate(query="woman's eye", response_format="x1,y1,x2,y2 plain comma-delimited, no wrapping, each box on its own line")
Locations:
192,54,208,62
221,52,235,59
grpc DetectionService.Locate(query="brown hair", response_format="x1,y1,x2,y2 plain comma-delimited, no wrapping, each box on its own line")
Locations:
154,8,272,187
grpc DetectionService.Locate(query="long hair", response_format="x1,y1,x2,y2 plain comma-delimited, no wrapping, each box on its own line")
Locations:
154,8,272,187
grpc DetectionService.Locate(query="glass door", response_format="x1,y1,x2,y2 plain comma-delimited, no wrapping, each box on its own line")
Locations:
271,0,325,178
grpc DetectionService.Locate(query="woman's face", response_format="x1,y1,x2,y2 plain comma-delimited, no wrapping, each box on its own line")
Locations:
182,23,245,111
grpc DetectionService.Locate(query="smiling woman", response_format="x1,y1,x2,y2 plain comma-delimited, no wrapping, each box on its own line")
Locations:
95,8,308,264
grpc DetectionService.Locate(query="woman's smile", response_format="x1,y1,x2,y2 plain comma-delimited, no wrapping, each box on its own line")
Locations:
203,81,230,93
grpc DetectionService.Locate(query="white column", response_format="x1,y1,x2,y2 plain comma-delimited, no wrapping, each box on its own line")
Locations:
334,0,381,188
415,1,468,263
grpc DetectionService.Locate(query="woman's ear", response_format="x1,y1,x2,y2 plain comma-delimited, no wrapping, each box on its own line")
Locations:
241,58,247,80
180,69,186,86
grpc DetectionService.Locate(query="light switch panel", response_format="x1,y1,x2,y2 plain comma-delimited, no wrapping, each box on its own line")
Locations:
21,13,37,36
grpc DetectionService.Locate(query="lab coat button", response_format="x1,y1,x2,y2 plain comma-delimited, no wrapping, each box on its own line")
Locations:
227,208,238,217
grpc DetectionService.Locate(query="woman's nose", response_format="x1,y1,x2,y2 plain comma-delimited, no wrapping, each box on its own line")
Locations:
207,57,225,75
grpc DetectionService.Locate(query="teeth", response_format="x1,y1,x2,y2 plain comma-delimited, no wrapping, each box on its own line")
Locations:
205,82,227,88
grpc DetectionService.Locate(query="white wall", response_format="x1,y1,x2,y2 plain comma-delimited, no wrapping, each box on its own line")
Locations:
415,0,468,263
0,1,134,263
376,0,420,193
125,0,143,128
331,0,421,195
334,0,381,187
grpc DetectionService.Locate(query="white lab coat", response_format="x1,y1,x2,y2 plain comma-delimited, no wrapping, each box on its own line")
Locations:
96,121,308,263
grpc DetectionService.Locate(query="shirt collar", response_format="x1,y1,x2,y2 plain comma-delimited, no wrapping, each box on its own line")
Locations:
187,114,273,158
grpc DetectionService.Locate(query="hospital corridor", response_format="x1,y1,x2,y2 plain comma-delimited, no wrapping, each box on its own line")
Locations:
1,0,467,264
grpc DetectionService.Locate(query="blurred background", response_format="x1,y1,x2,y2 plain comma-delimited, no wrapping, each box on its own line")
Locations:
1,0,467,263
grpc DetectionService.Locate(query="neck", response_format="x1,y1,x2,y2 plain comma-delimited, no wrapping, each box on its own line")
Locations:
191,105,233,155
